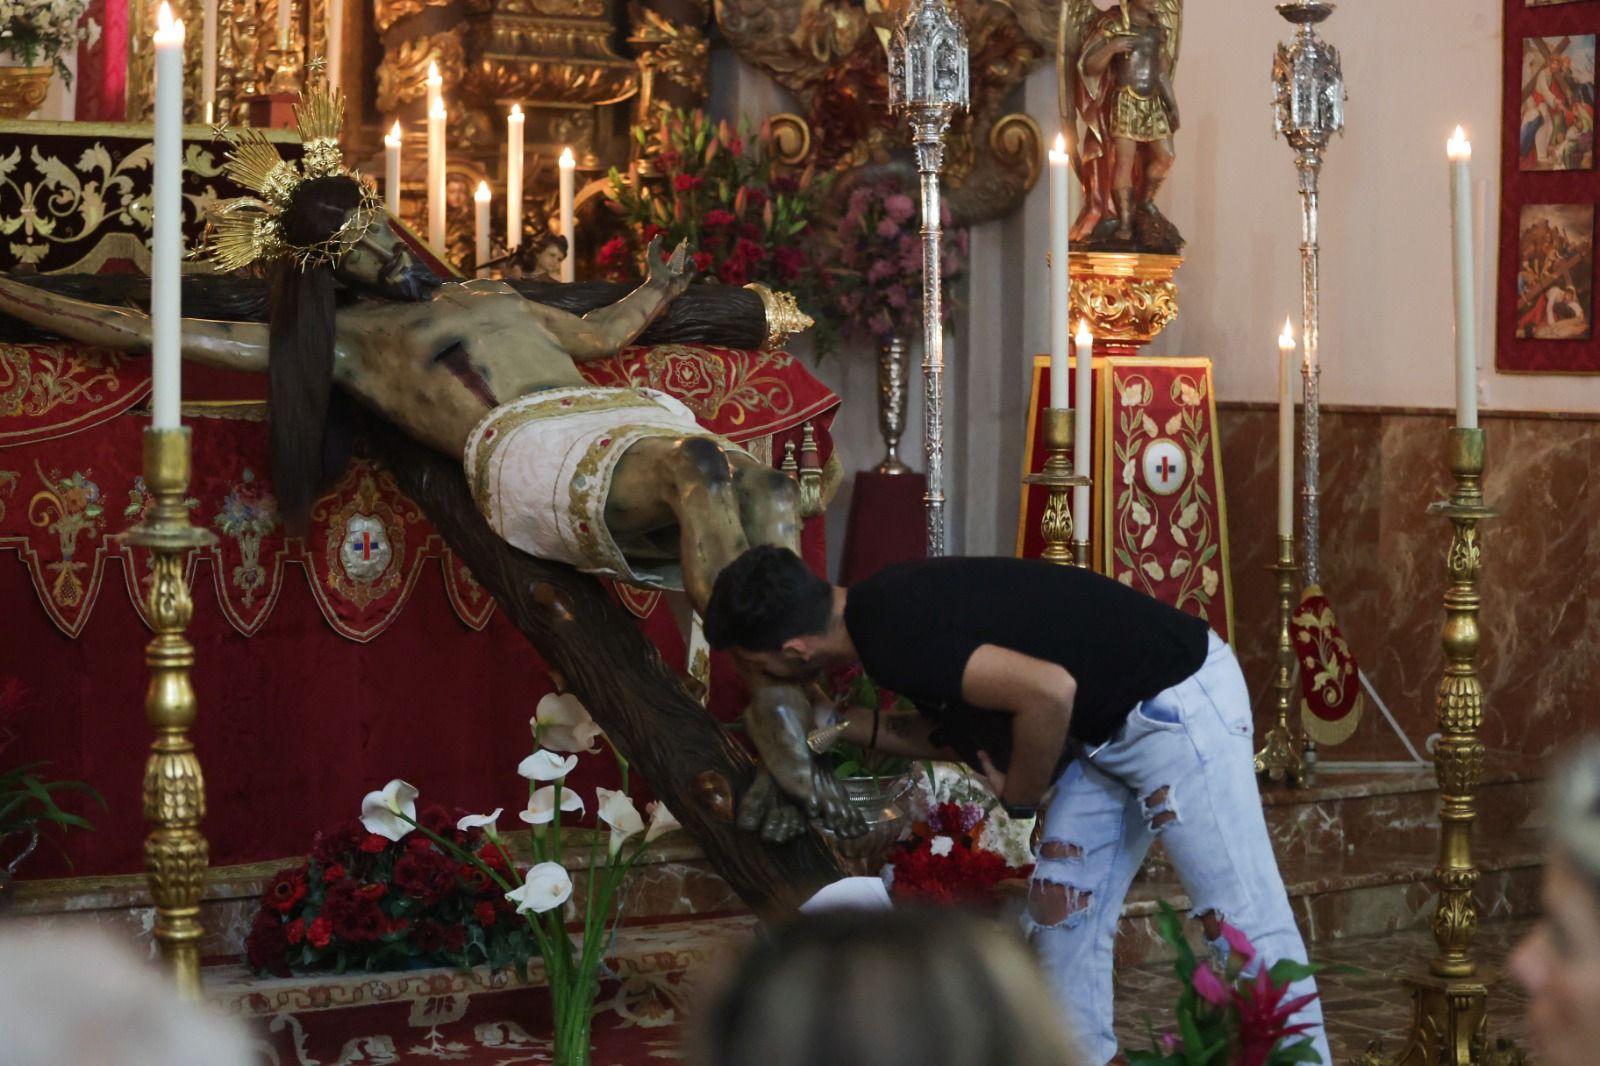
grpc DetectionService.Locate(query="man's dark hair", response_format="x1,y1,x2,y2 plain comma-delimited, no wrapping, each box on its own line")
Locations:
703,546,832,651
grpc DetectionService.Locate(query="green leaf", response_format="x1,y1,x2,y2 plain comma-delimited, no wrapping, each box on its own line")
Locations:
1269,1038,1323,1065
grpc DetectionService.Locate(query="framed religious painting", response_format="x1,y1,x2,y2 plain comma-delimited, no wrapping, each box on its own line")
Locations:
1499,0,1600,373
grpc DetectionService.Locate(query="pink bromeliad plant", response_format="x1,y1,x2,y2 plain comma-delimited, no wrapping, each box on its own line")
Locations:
1130,901,1344,1066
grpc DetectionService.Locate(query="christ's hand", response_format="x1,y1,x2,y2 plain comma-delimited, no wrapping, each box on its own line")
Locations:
646,236,697,295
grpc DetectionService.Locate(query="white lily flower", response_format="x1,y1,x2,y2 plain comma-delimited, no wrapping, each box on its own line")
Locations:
533,692,604,754
518,749,579,781
930,835,955,858
505,862,573,914
359,779,419,842
456,808,504,837
519,785,585,825
644,801,681,844
596,787,645,856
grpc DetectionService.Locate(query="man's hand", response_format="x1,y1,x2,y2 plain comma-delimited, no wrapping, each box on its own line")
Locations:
960,644,1074,811
646,236,697,296
976,750,1007,801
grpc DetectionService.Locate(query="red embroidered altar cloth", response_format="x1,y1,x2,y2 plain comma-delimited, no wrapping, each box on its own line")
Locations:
0,342,839,878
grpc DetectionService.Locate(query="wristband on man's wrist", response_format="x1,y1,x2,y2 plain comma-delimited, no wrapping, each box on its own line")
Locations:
1002,801,1037,819
869,706,881,750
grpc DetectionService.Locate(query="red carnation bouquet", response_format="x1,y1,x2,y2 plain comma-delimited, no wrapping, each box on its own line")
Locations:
244,805,533,978
600,108,840,354
885,801,1031,907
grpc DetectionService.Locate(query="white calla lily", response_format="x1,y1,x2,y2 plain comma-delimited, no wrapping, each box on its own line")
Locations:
456,808,504,837
644,801,681,844
505,862,573,914
518,749,579,781
596,787,645,855
359,779,419,842
519,785,585,825
533,692,604,754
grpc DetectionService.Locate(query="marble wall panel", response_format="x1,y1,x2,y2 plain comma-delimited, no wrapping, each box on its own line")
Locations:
1220,404,1599,765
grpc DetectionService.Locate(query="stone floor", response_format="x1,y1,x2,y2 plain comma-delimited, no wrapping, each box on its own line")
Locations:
1111,919,1535,1064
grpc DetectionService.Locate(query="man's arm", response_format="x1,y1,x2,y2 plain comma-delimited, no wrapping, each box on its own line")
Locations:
518,236,695,363
0,276,269,372
831,703,962,762
961,645,1075,809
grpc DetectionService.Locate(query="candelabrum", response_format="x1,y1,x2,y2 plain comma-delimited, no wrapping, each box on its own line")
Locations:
128,428,214,999
1255,535,1305,785
267,9,305,95
1355,427,1502,1066
1023,409,1090,567
1272,0,1344,587
888,0,967,558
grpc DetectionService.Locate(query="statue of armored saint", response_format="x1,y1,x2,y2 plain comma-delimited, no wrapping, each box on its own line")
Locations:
1059,0,1183,252
0,89,861,845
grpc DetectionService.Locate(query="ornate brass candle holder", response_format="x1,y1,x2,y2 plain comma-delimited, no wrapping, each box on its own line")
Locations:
1024,408,1091,566
128,427,214,999
1360,426,1499,1066
1255,534,1304,786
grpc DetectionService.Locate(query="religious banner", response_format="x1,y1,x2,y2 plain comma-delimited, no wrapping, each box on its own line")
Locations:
1496,0,1599,373
1018,355,1233,642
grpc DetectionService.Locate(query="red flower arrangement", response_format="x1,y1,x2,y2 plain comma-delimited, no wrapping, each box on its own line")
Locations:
243,804,533,978
602,108,841,354
885,801,1031,907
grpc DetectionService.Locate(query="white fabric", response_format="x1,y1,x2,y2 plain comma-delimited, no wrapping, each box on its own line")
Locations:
800,876,894,914
463,386,715,589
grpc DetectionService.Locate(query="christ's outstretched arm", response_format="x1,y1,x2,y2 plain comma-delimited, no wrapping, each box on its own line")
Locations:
0,276,270,373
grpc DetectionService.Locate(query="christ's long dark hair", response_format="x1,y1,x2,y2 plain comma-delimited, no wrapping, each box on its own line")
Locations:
269,175,364,533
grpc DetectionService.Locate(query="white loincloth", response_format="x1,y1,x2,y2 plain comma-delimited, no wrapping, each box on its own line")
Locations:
463,385,737,590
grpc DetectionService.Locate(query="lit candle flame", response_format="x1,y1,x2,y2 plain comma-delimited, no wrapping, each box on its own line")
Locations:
559,147,575,167
475,180,491,203
1447,126,1471,162
431,104,446,121
385,120,401,145
1075,320,1093,347
154,1,183,37
427,61,440,82
1279,317,1296,351
510,103,523,120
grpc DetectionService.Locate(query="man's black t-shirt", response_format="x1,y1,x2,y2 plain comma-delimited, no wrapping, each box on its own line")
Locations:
842,557,1210,772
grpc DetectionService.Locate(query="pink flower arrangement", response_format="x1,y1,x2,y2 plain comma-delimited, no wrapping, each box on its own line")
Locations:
831,175,968,347
1130,902,1338,1066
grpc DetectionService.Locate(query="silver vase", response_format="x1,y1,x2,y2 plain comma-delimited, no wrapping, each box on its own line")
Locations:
876,336,912,475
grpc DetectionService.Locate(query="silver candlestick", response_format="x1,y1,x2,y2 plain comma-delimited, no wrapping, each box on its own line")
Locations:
1272,0,1344,586
889,0,968,557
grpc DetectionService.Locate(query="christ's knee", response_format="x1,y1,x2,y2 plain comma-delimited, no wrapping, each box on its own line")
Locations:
670,437,736,496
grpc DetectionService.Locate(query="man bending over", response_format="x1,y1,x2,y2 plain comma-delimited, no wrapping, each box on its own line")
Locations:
702,548,1331,1066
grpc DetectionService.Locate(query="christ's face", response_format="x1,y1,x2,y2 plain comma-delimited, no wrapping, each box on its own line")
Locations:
337,214,441,302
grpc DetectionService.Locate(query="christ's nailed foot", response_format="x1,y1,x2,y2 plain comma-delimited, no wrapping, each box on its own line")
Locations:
744,683,869,840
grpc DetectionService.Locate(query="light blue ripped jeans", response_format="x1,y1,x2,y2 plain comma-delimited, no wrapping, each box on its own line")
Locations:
1027,631,1330,1066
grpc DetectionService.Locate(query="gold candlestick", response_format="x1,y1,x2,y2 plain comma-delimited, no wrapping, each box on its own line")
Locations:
1361,426,1498,1066
1255,534,1304,786
1025,408,1091,566
129,428,214,999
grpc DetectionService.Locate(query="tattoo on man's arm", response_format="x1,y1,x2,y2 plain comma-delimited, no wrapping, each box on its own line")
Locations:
885,713,924,741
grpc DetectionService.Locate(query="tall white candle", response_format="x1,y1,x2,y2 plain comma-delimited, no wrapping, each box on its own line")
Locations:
276,0,289,53
327,0,343,93
1072,320,1093,542
558,147,575,282
474,181,491,276
1278,318,1296,539
428,104,446,252
1448,126,1478,430
384,121,402,216
507,105,525,250
1048,133,1071,409
201,0,217,120
152,3,185,431
425,61,441,119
